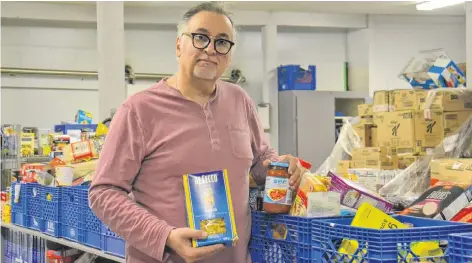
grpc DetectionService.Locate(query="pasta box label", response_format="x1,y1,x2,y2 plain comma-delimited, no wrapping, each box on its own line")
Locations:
183,169,238,248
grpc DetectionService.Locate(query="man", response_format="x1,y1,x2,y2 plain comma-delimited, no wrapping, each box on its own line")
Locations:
89,2,302,263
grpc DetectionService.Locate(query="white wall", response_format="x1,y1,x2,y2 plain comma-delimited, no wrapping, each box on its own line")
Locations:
1,23,349,128
347,28,369,91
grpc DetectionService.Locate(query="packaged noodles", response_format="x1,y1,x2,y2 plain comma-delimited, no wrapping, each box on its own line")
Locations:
183,169,238,247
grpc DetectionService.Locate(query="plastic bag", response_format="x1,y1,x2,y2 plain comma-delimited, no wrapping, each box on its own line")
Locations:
379,113,472,199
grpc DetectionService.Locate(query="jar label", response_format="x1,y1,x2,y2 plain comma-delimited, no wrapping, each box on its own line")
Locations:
264,176,292,205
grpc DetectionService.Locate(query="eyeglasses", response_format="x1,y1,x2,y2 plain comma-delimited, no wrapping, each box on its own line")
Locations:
182,33,235,55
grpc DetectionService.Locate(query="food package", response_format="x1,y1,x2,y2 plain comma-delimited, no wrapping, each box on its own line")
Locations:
357,104,373,117
347,168,400,193
328,172,393,213
399,49,466,89
306,191,340,217
373,91,391,113
70,159,98,181
430,158,472,184
351,147,398,170
75,110,92,124
339,203,443,262
422,88,472,114
450,201,472,223
400,182,472,220
390,89,428,111
374,111,417,155
290,173,329,217
63,140,99,164
183,169,238,247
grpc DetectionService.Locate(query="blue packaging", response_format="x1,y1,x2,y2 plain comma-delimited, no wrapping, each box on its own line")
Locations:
183,169,238,247
75,110,92,124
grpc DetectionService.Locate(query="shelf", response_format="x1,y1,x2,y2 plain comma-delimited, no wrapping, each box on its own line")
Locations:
1,223,125,263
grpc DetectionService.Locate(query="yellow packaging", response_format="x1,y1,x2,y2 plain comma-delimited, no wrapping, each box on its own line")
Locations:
391,89,428,111
375,111,417,155
20,133,35,157
63,140,98,164
339,203,443,262
337,161,351,175
415,110,445,153
290,173,328,217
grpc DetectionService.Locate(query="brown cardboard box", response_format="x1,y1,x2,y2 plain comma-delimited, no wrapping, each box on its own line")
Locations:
351,147,398,170
374,111,417,155
415,110,445,154
398,155,421,169
373,91,390,113
360,116,374,125
430,159,472,184
391,89,428,111
422,90,472,111
371,126,378,147
444,111,472,135
337,160,351,175
352,124,372,147
358,104,373,117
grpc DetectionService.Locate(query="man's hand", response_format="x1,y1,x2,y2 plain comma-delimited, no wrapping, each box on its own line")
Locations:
263,154,302,191
166,228,225,263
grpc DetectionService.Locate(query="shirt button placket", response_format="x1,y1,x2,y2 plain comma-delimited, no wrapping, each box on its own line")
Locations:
204,104,220,151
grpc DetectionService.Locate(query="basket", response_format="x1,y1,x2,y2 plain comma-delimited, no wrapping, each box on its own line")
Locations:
102,225,126,258
249,211,313,263
278,65,316,91
10,182,27,227
60,186,88,242
448,232,472,263
41,186,62,237
25,183,43,231
82,205,103,249
311,215,472,262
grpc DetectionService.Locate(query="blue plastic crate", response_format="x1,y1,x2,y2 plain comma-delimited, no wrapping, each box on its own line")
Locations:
25,183,43,231
102,225,126,258
82,206,103,249
250,211,313,263
448,232,472,263
60,186,88,242
41,186,61,237
311,215,472,263
54,124,97,134
10,182,26,214
278,65,316,91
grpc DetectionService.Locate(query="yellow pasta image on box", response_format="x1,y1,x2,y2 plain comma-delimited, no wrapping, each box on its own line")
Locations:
183,169,238,247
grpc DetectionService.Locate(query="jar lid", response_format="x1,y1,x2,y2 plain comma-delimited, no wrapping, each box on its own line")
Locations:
269,162,289,168
299,159,312,169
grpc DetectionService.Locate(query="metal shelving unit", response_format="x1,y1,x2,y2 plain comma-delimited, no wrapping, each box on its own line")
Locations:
1,223,125,263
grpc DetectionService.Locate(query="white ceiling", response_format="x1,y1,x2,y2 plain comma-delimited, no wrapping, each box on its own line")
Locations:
123,1,466,15
60,1,466,16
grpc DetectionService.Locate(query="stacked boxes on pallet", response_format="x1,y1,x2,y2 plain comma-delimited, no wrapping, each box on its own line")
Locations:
9,183,126,258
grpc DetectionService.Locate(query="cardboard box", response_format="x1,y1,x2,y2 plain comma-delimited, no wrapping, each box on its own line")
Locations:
358,104,373,117
371,127,378,147
398,155,421,169
352,124,372,147
430,159,472,184
337,160,352,175
351,147,398,170
360,116,374,125
374,111,417,155
391,89,428,111
415,110,445,153
423,90,472,111
443,111,472,135
373,91,390,113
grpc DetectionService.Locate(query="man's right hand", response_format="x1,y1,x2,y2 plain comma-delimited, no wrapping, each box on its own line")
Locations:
166,228,225,263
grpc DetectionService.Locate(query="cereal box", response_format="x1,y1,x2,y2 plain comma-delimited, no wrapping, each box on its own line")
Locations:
183,169,238,247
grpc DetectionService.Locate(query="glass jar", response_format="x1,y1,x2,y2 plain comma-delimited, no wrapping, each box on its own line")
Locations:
263,162,292,214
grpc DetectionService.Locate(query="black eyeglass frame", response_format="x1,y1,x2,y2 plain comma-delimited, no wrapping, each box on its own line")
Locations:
182,32,235,55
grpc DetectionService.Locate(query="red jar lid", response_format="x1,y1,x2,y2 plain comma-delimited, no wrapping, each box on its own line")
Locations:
298,159,312,170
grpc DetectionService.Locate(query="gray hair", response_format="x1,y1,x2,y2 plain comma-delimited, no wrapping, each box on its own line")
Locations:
177,2,237,39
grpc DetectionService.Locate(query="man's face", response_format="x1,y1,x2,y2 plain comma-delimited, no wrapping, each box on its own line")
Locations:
177,11,234,81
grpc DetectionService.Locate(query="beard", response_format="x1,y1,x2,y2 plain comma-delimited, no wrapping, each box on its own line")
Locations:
193,64,219,80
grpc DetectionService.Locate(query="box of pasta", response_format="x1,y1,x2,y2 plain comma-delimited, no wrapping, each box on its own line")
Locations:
183,169,238,247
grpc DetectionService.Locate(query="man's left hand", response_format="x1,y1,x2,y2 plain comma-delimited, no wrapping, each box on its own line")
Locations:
263,154,302,191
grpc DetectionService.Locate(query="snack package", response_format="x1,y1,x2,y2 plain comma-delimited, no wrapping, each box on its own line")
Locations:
400,182,472,220
450,201,472,223
75,110,92,124
290,173,328,217
63,140,98,164
183,169,238,247
339,203,443,262
328,172,393,213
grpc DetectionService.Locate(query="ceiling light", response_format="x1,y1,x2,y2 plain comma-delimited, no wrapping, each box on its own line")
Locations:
416,0,465,11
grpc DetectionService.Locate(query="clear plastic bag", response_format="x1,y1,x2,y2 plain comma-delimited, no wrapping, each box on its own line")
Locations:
379,113,472,199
